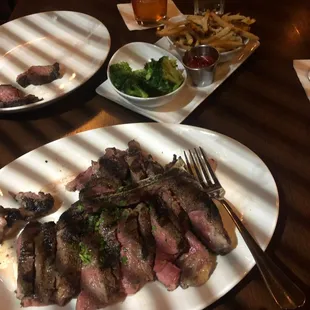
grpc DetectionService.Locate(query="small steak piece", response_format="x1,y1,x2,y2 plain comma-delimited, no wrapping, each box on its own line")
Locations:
0,206,23,243
34,222,57,303
55,221,81,306
177,231,215,289
76,290,100,310
158,189,190,233
0,84,42,108
136,203,155,267
15,191,54,220
99,147,129,181
125,140,147,183
149,201,188,256
16,221,41,303
16,63,61,88
144,154,164,177
153,250,180,291
66,161,99,192
117,209,154,295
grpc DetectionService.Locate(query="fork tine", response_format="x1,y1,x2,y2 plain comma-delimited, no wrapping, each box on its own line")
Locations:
194,148,213,186
188,149,206,186
199,147,221,186
183,151,194,176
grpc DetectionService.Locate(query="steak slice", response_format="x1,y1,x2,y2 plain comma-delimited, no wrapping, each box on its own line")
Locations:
34,222,57,303
16,62,61,88
14,191,54,220
16,221,41,304
0,84,42,108
78,208,124,310
158,189,190,233
153,250,180,291
144,154,164,177
136,203,155,268
66,161,99,192
149,201,188,256
125,140,147,183
117,209,154,295
55,208,82,306
177,231,215,289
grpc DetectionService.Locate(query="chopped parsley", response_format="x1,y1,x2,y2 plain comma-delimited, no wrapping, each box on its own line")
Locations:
79,242,92,265
120,256,128,265
118,200,127,207
77,204,84,212
95,217,105,232
88,215,99,230
99,238,106,251
152,225,157,231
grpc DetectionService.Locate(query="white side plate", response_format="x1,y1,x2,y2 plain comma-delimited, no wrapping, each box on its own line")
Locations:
96,38,260,123
0,11,111,113
0,123,278,310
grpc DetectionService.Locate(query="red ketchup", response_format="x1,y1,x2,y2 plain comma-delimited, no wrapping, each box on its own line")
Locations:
186,55,215,69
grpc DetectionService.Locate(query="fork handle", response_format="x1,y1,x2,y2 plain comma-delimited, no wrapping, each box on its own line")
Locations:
220,199,306,309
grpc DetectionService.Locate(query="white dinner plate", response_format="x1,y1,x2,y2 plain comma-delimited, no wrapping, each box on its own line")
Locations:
0,11,111,113
0,123,279,310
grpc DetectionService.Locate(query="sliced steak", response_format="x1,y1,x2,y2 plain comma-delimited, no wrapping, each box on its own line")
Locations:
149,201,188,256
14,191,54,220
16,62,61,88
66,161,99,192
16,221,41,303
92,168,232,255
177,231,215,289
136,203,155,268
55,208,82,306
164,173,232,255
117,209,154,295
153,250,180,291
34,222,56,303
0,84,42,108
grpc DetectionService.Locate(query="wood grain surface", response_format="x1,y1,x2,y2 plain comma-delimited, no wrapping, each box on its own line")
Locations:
1,0,310,309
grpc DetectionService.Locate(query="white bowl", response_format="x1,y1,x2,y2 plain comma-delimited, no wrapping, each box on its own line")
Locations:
107,42,187,108
166,15,249,63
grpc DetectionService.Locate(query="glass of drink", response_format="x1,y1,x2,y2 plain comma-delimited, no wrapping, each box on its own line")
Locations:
194,0,225,15
132,0,168,26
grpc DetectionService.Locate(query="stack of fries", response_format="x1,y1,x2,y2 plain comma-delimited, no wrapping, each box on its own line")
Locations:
157,12,259,53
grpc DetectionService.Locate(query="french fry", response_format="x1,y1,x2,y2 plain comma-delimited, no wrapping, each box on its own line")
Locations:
233,27,259,40
201,12,209,33
184,31,194,45
156,25,186,37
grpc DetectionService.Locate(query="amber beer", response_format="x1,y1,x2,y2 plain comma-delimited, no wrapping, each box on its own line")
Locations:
132,0,167,25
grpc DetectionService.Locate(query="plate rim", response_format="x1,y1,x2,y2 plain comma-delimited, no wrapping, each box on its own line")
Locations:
0,122,279,310
0,10,111,114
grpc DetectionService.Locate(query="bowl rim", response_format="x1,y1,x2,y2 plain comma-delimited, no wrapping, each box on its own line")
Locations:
166,14,250,56
107,42,187,102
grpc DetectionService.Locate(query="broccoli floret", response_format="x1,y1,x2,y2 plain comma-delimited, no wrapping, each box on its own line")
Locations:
161,57,184,90
109,62,132,90
144,56,184,95
123,79,149,98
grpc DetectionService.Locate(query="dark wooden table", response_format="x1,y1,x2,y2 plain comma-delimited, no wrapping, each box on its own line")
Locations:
1,0,310,309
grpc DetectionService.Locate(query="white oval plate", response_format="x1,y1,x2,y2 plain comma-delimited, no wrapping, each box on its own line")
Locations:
0,123,279,310
0,11,111,113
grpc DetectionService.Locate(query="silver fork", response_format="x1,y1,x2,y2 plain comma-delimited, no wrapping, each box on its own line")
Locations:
184,147,306,310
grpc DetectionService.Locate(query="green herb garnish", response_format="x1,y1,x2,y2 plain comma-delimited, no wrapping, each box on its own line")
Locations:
121,256,128,265
152,225,157,232
77,204,84,212
79,242,92,265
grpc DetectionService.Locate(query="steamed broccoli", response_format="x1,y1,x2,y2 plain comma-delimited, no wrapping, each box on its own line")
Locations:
123,78,148,98
109,57,184,98
144,56,184,95
109,62,132,89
